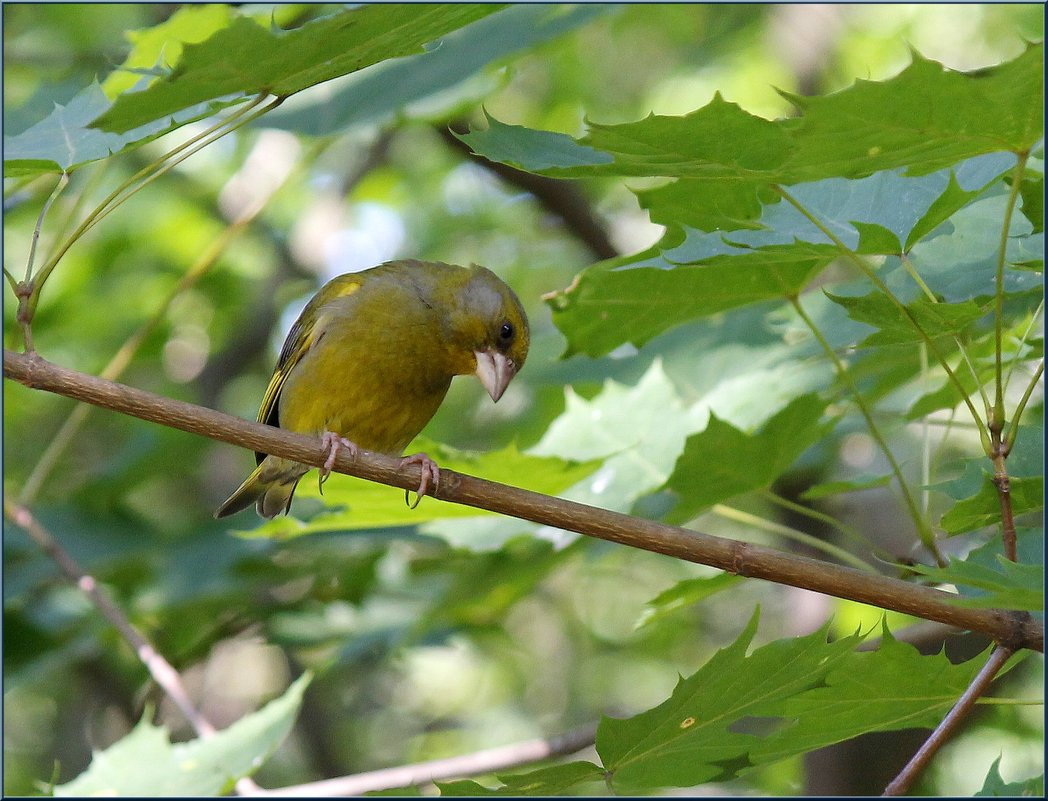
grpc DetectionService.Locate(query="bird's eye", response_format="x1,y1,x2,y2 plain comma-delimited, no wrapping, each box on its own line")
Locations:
499,322,514,342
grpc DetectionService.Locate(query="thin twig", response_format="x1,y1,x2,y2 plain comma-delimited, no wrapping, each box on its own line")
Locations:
440,121,620,261
992,153,1030,430
882,645,1015,796
4,500,217,737
4,349,1042,653
246,723,597,796
3,499,263,795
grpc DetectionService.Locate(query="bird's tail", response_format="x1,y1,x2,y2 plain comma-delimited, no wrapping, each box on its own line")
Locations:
214,457,305,519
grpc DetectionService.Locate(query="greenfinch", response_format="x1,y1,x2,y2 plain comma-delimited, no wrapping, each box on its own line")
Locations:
215,259,529,519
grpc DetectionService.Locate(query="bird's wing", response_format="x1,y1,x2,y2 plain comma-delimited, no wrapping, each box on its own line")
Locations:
253,275,366,463
258,313,315,429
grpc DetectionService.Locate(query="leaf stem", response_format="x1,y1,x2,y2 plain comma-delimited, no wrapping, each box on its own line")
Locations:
19,134,301,505
993,152,1030,431
761,489,897,563
24,171,69,283
1004,360,1044,456
30,94,274,315
1001,299,1043,401
900,252,992,418
709,503,876,572
789,294,945,566
899,253,938,303
773,184,992,455
920,343,931,518
10,173,70,352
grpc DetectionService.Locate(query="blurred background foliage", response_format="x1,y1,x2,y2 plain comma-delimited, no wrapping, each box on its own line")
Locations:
3,4,1043,796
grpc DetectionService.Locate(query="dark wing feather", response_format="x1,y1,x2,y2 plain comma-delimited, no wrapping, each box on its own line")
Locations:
253,311,319,464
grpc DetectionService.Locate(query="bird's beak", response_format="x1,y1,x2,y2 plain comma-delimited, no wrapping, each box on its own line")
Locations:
474,349,516,402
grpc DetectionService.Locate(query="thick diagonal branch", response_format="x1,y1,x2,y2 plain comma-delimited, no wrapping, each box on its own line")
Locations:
4,349,1042,653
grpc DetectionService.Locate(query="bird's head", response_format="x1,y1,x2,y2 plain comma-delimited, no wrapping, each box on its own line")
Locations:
445,265,530,402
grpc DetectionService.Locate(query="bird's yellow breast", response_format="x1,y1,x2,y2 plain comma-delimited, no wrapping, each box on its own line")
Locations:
275,280,458,455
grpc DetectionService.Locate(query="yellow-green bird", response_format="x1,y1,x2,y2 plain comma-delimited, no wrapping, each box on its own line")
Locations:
215,259,529,519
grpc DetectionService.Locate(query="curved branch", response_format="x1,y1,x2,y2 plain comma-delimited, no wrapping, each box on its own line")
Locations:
3,499,263,796
4,349,1042,653
440,122,620,261
246,723,597,796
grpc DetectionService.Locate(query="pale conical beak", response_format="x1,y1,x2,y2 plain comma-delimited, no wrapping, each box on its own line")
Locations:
474,350,516,402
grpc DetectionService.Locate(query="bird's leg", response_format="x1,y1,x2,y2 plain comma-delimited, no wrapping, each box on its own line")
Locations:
318,431,358,494
401,452,440,509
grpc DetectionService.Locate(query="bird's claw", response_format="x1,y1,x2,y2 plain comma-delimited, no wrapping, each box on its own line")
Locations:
401,452,440,509
318,431,358,494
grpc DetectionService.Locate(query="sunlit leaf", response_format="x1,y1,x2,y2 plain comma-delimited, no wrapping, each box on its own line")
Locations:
55,674,310,796
265,4,613,135
93,5,503,133
230,441,598,540
976,756,1044,797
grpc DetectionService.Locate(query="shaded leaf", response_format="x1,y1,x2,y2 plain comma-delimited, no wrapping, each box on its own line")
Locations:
907,555,1043,612
664,394,830,522
634,177,769,233
825,291,990,346
800,474,892,500
853,221,901,255
458,111,613,174
751,624,989,762
939,474,1044,535
635,573,742,630
1017,172,1044,235
546,248,830,358
597,612,861,790
902,192,1040,303
3,82,208,177
905,170,986,251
